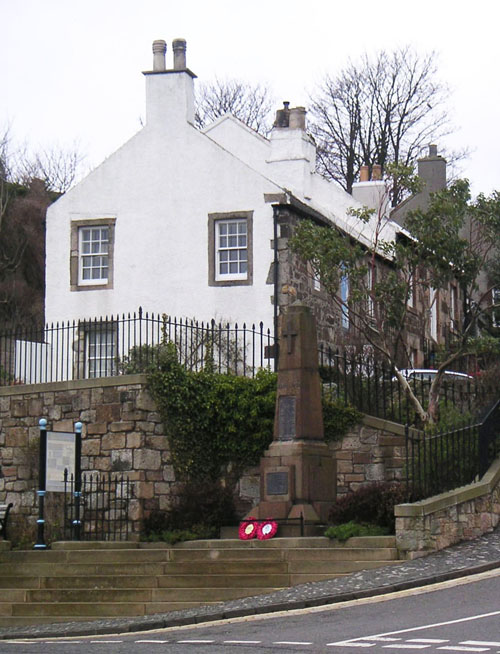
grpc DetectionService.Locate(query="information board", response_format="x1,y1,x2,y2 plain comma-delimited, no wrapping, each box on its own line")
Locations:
46,431,75,492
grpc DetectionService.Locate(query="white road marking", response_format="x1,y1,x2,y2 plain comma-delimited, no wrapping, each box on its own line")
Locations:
273,641,313,645
223,640,262,644
89,641,123,644
383,645,431,649
438,647,490,652
461,643,500,648
135,640,169,643
327,642,376,647
363,610,500,639
408,640,450,644
367,637,401,642
177,640,215,644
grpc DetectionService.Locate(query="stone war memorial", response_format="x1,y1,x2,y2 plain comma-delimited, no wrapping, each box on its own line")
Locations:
253,302,336,528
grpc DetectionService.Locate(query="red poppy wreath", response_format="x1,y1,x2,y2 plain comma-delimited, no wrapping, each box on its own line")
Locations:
256,519,278,540
238,518,258,540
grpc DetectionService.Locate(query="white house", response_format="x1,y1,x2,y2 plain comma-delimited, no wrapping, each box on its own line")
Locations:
43,38,399,379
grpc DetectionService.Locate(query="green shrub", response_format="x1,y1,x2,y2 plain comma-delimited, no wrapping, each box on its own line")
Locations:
147,343,276,483
328,482,408,532
324,521,390,542
143,479,237,539
323,397,362,442
143,528,215,544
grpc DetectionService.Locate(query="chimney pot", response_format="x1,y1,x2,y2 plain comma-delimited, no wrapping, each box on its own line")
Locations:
274,101,291,128
152,40,167,72
172,38,187,70
428,144,438,157
372,164,382,180
359,165,369,182
289,106,306,130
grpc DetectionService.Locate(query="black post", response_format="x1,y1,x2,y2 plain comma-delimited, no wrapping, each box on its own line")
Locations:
72,422,83,541
34,418,47,550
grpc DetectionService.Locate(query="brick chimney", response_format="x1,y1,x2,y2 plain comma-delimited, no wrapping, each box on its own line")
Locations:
143,38,196,127
351,165,388,215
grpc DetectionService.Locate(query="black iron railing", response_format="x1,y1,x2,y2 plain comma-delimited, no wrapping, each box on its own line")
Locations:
405,400,500,500
0,308,274,386
319,346,495,425
63,470,133,541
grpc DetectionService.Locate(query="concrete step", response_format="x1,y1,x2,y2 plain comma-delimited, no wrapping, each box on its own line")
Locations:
162,560,288,574
0,549,171,564
41,575,160,589
284,547,399,562
170,548,284,561
23,586,278,604
157,573,290,588
0,536,401,627
0,562,167,576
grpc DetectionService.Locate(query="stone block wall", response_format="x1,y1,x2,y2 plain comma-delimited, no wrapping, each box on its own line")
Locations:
0,374,174,543
395,458,500,558
329,415,406,495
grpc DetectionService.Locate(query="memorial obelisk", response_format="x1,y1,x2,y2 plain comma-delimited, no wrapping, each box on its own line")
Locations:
253,302,336,525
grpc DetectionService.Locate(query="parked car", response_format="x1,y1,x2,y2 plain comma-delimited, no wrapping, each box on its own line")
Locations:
392,369,474,383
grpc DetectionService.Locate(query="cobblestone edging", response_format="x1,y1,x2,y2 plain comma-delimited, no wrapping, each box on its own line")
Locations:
395,458,500,557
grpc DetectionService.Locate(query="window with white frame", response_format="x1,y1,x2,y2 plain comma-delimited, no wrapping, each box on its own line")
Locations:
208,211,253,286
429,287,438,341
450,283,458,330
86,327,117,378
79,226,109,284
366,266,375,319
216,219,247,279
70,218,116,291
340,267,349,329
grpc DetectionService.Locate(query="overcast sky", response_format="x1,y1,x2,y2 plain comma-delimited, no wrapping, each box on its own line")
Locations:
2,0,499,196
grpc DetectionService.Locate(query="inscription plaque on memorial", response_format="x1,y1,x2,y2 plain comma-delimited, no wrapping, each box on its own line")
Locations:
278,395,296,440
266,471,288,496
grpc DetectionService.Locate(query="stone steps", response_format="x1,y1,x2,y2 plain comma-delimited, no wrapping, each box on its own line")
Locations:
0,536,401,626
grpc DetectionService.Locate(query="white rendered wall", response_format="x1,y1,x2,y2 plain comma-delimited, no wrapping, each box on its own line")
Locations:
45,113,282,331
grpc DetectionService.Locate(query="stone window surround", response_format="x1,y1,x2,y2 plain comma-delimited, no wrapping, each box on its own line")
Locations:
70,217,116,292
208,211,253,287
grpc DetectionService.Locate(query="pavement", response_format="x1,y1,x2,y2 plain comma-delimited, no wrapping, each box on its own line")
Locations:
1,526,499,640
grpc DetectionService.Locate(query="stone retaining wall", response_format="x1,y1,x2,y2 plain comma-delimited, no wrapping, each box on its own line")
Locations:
330,415,406,495
1,376,408,545
395,457,500,558
0,375,173,543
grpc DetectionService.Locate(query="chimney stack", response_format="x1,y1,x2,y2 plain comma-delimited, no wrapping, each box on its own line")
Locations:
289,107,306,129
144,37,195,127
152,40,167,72
172,38,187,70
359,165,369,182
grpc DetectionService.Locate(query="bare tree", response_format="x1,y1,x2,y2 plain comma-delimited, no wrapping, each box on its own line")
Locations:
195,78,274,136
309,47,455,204
13,141,86,193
